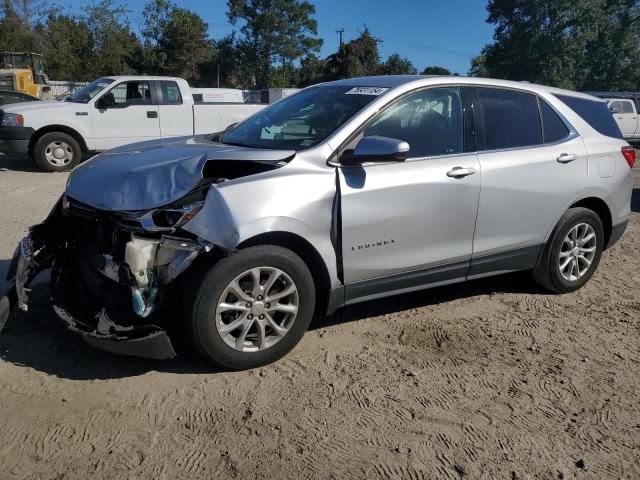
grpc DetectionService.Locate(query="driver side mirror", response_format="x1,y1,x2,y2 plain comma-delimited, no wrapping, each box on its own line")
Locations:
340,136,410,166
97,92,116,109
609,105,620,114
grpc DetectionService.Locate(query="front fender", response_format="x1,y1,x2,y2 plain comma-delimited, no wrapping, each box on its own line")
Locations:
181,166,340,287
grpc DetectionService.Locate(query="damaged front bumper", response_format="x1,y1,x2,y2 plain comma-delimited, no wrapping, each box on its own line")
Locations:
1,198,213,360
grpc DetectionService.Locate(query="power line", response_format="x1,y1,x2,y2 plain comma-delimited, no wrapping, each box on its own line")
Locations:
404,41,476,59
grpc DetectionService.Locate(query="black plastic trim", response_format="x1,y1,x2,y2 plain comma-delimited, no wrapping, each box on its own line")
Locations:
467,244,543,277
345,260,469,305
0,126,34,140
326,286,345,315
326,245,544,314
606,220,628,250
0,138,29,154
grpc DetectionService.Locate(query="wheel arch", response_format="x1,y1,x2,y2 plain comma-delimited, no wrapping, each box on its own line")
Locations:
236,231,332,317
568,197,613,248
28,125,88,156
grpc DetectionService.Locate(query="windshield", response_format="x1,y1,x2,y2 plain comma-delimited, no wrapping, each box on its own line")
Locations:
69,78,114,103
221,85,387,150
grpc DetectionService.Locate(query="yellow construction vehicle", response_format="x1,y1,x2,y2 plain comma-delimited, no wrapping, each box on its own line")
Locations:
0,52,53,100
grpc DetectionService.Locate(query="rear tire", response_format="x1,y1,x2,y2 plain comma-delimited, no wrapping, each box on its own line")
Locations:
187,245,316,370
533,207,604,293
33,132,81,172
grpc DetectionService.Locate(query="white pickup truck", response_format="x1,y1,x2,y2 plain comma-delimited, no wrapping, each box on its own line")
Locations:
589,92,640,144
605,96,640,143
0,76,266,171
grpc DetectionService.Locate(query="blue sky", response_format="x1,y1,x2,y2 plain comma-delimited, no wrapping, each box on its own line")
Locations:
53,0,495,74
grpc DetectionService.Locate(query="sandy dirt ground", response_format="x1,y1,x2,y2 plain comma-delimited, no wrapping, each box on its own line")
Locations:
0,153,639,480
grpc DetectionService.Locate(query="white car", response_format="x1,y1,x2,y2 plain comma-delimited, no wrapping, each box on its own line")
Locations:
0,76,265,171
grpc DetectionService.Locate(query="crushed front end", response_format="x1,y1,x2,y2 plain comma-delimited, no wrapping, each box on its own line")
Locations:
2,195,213,360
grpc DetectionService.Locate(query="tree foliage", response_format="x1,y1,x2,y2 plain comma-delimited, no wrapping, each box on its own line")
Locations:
227,0,322,88
82,0,140,78
382,53,417,75
471,0,640,90
140,0,213,82
0,0,465,89
421,66,451,75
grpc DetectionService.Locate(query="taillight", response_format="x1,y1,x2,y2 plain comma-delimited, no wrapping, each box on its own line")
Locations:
621,146,636,168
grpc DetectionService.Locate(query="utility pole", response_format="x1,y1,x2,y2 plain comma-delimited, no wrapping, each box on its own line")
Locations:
336,28,344,50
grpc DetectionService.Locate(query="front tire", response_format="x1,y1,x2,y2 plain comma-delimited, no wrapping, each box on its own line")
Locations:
188,245,316,370
33,132,81,172
533,207,604,293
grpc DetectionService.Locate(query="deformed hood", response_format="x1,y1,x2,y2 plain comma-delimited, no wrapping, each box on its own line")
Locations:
65,136,295,211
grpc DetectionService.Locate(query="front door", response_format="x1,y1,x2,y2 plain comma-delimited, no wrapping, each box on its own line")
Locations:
91,80,160,150
338,87,481,300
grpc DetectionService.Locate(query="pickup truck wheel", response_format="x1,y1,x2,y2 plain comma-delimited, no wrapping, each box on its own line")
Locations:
533,207,604,293
187,245,316,370
34,132,81,172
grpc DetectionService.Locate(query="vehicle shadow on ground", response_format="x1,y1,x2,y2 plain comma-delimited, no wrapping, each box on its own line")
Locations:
631,188,640,213
0,153,42,172
0,153,94,172
0,254,545,381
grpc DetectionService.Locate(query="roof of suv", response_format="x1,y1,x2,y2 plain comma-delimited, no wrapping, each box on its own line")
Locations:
321,75,601,102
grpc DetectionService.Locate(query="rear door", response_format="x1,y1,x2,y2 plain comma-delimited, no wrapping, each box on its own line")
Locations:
608,99,638,138
339,87,481,297
469,87,588,275
91,80,160,150
156,80,193,138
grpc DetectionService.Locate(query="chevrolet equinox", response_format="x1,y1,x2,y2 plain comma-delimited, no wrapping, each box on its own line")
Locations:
1,76,634,370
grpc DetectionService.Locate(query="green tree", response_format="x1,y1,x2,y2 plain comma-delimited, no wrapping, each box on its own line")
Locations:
471,0,640,90
382,53,417,75
0,0,38,51
421,66,451,75
325,27,382,80
41,11,93,81
81,0,141,78
227,0,322,88
160,8,212,82
204,33,259,88
140,0,212,82
139,0,173,74
298,53,326,86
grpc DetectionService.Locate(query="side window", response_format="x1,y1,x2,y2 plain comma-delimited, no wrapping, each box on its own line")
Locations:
363,87,463,158
107,81,152,107
608,100,624,113
621,100,635,114
159,81,182,105
477,88,542,150
539,99,570,143
556,95,622,139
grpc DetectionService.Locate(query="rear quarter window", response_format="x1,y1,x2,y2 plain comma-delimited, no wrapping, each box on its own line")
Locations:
555,95,623,139
158,81,183,105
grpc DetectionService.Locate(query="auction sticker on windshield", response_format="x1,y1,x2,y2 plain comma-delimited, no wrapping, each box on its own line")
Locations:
345,87,389,96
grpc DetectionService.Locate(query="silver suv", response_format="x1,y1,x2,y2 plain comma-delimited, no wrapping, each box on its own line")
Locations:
2,76,634,370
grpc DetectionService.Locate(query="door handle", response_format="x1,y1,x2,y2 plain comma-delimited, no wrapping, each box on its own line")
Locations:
557,153,578,163
447,166,476,178
147,111,158,118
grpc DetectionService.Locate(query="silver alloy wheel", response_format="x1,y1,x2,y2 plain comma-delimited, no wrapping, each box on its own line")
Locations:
44,141,74,167
214,267,299,352
558,223,597,281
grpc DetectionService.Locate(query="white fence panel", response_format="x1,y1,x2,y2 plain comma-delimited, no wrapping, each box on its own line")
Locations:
49,80,88,99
